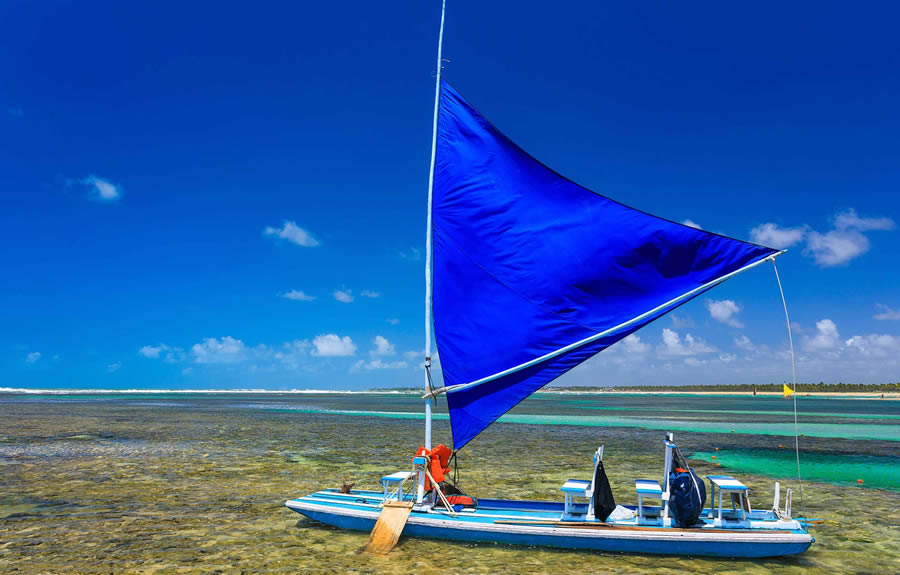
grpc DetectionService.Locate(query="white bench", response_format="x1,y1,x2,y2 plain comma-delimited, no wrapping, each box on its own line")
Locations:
560,446,604,519
635,479,663,522
381,471,412,502
560,479,592,518
706,475,749,526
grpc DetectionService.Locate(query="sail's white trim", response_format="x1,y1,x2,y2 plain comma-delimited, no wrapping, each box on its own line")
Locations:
445,250,786,395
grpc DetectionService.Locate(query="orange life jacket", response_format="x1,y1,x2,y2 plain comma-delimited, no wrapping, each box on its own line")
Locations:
445,495,477,508
414,444,452,489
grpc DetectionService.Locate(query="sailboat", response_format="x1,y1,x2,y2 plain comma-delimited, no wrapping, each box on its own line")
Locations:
286,1,814,558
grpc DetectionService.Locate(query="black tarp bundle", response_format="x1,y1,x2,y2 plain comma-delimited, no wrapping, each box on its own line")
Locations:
592,460,616,521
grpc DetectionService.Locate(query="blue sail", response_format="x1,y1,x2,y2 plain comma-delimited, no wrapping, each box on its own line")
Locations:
432,81,778,450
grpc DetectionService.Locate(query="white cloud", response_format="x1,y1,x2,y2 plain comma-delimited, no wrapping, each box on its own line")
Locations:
138,344,183,362
333,289,354,303
844,334,900,357
192,336,247,363
404,349,423,361
661,329,680,351
551,319,898,387
658,328,715,356
182,367,193,375
139,345,164,358
263,220,320,247
681,219,702,229
803,319,840,351
805,209,894,267
282,290,315,302
874,304,900,321
107,361,122,373
622,334,649,353
273,339,311,368
360,290,380,298
353,358,409,371
387,318,400,325
81,175,122,202
705,299,744,328
311,334,357,357
796,318,900,359
805,229,871,267
132,333,373,372
371,335,396,357
734,335,756,352
752,210,894,266
749,223,808,249
25,351,41,364
833,209,895,232
399,247,422,261
132,333,366,370
669,314,695,329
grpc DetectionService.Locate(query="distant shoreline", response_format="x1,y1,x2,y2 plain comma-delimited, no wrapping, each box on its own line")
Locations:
1,387,897,399
551,390,900,399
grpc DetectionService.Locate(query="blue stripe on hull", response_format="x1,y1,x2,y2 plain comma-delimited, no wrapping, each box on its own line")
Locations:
293,506,812,558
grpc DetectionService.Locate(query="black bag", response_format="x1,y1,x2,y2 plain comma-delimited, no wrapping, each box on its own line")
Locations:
592,460,616,521
668,469,706,527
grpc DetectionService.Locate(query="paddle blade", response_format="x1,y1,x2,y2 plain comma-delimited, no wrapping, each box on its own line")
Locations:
365,501,413,555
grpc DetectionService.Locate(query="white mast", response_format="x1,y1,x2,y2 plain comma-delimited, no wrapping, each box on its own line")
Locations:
417,0,446,505
424,0,446,452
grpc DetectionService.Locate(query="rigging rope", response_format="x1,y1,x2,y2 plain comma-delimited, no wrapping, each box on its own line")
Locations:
425,363,435,395
771,258,805,521
449,450,459,486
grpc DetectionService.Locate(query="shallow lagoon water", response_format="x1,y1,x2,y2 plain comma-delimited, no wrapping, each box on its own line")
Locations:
0,391,897,573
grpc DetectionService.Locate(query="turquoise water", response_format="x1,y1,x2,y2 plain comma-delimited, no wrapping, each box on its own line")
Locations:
262,407,900,442
691,450,900,491
578,405,900,420
249,392,899,492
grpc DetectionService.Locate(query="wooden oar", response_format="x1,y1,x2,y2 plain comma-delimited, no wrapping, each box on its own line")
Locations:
365,501,414,555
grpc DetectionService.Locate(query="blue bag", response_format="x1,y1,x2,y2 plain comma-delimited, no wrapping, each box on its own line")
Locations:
669,469,707,527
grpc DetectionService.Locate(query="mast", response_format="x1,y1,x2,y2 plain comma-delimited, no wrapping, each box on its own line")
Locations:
416,0,446,506
424,0,446,452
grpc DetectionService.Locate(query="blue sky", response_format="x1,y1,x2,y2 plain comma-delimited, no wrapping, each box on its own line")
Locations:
2,1,898,389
